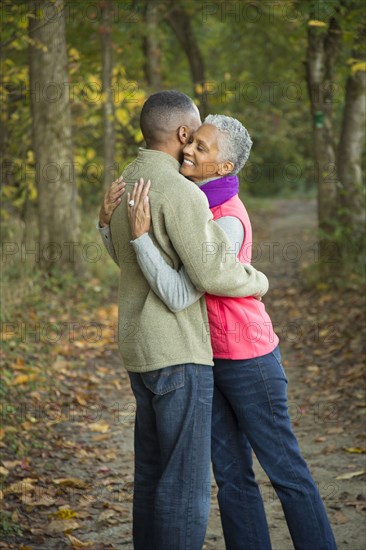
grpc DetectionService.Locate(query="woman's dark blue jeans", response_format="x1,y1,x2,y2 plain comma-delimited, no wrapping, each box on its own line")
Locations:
212,346,337,550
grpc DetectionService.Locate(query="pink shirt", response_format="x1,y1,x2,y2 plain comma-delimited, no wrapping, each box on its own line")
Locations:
205,195,279,359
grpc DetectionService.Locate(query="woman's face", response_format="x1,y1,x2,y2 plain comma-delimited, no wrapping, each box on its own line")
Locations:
180,124,232,182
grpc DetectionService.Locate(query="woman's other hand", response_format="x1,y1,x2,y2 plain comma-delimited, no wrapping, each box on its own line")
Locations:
127,178,152,240
99,176,126,227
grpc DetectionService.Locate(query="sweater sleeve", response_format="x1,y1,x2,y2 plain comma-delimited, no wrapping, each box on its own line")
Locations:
162,190,268,298
130,216,245,312
131,234,203,312
97,223,119,266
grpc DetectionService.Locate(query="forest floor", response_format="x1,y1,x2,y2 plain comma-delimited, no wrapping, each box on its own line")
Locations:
1,198,365,550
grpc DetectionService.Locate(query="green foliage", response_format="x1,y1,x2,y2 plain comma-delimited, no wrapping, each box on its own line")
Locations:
1,0,365,286
0,511,23,537
2,0,364,217
320,209,366,277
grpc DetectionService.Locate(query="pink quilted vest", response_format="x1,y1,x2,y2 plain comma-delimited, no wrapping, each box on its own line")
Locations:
205,195,279,359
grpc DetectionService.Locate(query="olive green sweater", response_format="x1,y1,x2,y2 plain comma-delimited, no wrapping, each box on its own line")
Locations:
110,148,268,372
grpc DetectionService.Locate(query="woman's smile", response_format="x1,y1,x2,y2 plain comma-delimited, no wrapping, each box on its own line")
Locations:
182,158,195,167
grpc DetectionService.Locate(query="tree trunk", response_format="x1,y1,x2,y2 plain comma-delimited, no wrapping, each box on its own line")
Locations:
165,4,209,116
143,0,162,90
337,65,366,263
338,68,366,214
305,18,341,271
0,99,9,192
101,0,116,190
29,0,81,273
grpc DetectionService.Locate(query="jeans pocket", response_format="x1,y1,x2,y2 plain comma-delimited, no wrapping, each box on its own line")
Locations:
270,346,288,383
141,364,185,395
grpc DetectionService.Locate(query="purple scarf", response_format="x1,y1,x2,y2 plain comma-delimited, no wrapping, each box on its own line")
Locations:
199,175,239,208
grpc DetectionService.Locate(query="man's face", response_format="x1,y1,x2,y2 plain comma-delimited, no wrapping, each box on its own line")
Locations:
180,124,223,182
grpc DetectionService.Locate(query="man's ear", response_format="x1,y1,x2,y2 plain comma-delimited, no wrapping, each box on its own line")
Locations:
177,125,189,144
218,161,234,176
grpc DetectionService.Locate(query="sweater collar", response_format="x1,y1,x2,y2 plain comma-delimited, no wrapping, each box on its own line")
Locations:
137,149,238,207
137,148,181,171
199,174,239,208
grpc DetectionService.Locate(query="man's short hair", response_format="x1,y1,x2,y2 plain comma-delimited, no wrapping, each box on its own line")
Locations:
204,114,253,175
140,90,198,146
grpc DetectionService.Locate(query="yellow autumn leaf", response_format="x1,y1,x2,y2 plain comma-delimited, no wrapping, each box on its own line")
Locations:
351,62,366,74
69,47,80,60
18,18,28,30
133,89,146,106
11,373,38,385
344,447,366,454
87,74,101,88
98,91,107,104
116,108,129,125
134,128,143,143
308,20,327,27
89,421,110,433
29,185,38,201
195,83,203,95
52,508,77,520
74,154,85,166
86,148,96,161
75,394,87,406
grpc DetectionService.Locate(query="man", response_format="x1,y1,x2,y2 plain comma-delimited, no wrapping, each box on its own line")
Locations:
98,91,268,550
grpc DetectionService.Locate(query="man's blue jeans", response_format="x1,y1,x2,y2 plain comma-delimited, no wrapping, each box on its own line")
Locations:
212,346,337,550
128,363,213,550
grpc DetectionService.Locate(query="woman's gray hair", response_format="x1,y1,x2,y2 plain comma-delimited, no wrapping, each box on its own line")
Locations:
204,114,252,175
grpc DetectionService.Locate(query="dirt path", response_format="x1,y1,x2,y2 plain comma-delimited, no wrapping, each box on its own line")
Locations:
2,199,365,549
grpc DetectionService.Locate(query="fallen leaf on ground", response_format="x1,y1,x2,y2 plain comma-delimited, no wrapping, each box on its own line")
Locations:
21,493,56,506
344,447,365,454
98,509,116,522
52,508,77,520
333,511,349,524
2,460,22,469
4,478,36,495
306,365,320,373
53,478,89,489
11,373,38,385
89,422,110,433
336,470,366,480
66,534,93,547
47,519,80,534
91,434,110,442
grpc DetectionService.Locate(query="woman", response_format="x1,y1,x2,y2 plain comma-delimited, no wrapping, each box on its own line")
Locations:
110,115,337,549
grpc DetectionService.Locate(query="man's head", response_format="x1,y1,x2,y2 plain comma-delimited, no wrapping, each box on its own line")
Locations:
140,91,201,153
